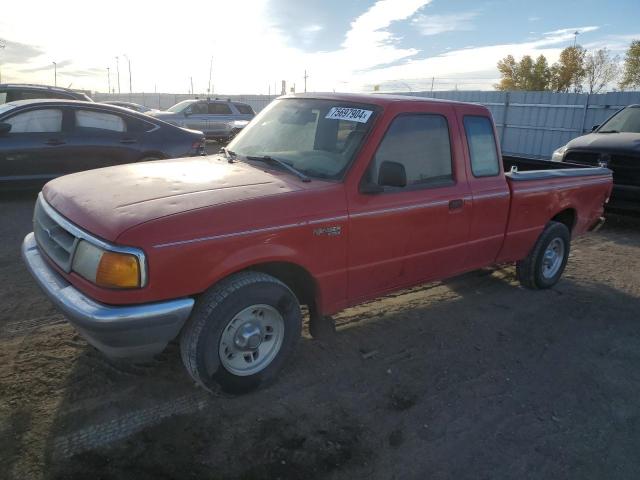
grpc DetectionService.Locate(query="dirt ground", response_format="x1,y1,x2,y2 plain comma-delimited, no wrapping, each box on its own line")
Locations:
1,189,640,480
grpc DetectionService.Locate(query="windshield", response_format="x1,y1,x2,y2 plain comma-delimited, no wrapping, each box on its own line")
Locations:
599,106,640,133
227,98,377,180
166,100,195,113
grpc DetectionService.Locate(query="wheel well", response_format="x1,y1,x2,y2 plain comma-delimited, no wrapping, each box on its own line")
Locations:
248,262,318,309
552,208,576,232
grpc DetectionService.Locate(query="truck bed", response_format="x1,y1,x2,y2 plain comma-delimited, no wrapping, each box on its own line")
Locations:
497,155,613,263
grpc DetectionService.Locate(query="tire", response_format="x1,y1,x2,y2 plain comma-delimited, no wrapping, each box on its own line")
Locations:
516,221,571,289
180,271,301,394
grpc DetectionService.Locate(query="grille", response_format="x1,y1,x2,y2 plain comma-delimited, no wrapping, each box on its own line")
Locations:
564,151,600,166
33,198,79,272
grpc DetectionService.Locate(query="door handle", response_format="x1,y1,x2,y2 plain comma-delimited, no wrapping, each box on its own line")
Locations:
120,138,137,144
449,199,464,210
45,139,65,146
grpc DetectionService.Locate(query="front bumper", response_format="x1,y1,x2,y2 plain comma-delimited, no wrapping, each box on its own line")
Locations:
21,233,194,359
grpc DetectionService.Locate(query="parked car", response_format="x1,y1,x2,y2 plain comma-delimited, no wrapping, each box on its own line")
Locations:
0,99,206,189
102,101,158,114
22,93,611,394
551,104,640,212
148,99,255,141
0,83,92,103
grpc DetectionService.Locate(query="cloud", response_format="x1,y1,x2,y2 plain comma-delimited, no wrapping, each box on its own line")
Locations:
0,38,44,64
19,59,72,73
412,11,479,36
528,16,541,22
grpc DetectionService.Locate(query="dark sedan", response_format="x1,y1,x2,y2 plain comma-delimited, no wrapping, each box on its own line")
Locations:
0,99,206,189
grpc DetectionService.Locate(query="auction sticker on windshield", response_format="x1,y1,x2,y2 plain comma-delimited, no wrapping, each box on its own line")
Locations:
325,107,373,123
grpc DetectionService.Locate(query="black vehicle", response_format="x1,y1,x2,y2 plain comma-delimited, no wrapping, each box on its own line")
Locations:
0,99,206,190
0,84,92,103
102,101,157,113
552,104,640,212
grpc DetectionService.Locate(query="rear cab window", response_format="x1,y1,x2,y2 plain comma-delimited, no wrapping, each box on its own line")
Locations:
463,116,500,177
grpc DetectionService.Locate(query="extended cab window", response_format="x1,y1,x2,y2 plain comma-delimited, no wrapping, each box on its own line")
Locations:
6,109,63,133
371,114,453,188
464,116,500,177
209,103,233,115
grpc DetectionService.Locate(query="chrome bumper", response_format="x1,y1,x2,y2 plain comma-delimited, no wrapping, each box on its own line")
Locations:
21,233,194,358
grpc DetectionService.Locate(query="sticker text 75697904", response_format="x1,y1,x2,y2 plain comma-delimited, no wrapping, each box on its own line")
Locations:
325,107,373,123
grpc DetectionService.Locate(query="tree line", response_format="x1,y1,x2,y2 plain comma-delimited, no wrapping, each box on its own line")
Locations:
495,40,640,93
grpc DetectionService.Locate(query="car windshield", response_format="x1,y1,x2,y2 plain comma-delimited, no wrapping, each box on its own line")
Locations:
227,98,377,180
166,100,195,113
599,106,640,133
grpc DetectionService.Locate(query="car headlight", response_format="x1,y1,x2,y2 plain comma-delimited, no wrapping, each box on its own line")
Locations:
551,145,567,162
72,240,144,289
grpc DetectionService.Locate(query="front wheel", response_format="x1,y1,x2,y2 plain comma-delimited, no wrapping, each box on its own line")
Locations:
180,271,301,394
516,221,571,289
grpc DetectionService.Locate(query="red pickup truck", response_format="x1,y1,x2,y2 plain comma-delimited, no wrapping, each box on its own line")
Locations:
22,93,612,393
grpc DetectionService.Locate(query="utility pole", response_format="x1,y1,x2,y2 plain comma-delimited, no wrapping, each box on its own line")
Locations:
52,61,57,86
0,40,5,83
304,69,309,93
430,76,435,92
208,56,213,95
573,30,580,48
107,67,111,93
123,54,132,94
190,77,194,95
115,56,121,94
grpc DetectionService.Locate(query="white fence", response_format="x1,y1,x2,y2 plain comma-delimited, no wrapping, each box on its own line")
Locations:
94,90,640,159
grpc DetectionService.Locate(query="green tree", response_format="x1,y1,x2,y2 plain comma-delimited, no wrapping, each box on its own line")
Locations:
495,54,551,91
619,40,640,90
550,46,586,93
495,55,519,90
584,48,619,94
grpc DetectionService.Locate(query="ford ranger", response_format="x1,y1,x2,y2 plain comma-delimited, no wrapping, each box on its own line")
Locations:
22,93,613,393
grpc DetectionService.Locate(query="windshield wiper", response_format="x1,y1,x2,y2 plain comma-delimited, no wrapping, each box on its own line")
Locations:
246,155,311,182
598,129,620,133
221,147,238,163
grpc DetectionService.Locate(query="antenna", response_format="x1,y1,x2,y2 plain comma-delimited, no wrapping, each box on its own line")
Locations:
573,30,580,48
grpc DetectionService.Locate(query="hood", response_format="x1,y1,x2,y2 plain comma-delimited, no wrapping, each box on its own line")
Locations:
148,111,178,118
567,132,640,154
43,156,307,242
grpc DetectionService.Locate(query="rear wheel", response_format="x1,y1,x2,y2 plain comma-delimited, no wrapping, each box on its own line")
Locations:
180,271,301,394
516,221,571,289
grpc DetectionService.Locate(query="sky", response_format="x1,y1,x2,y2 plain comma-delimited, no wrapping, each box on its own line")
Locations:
0,0,638,95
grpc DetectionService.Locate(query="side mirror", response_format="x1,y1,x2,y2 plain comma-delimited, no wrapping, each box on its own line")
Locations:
591,124,600,132
0,122,11,135
378,161,407,188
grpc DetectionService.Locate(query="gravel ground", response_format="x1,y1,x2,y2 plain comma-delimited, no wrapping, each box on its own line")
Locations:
1,188,640,480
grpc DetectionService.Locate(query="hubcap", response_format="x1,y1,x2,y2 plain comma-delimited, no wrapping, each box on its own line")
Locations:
219,304,284,376
542,237,565,279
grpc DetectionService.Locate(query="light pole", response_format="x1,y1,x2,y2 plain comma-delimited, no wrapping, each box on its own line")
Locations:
208,56,213,95
123,54,132,94
115,56,121,94
107,67,111,93
0,40,5,83
52,61,57,86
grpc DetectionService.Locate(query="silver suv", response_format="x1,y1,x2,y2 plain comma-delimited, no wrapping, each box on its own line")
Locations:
149,99,255,141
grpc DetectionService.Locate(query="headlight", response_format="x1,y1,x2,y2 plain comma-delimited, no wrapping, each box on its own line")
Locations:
72,240,143,289
551,145,567,162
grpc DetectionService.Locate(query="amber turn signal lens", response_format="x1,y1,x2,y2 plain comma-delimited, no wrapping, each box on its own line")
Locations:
96,251,140,288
